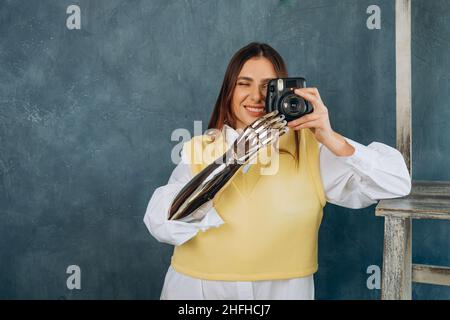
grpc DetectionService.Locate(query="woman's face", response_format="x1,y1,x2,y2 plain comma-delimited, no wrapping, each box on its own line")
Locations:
231,57,278,130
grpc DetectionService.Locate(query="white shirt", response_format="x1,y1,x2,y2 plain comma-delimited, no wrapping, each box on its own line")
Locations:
144,126,411,300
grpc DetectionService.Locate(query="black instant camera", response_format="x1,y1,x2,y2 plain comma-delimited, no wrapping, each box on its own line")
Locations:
265,77,313,122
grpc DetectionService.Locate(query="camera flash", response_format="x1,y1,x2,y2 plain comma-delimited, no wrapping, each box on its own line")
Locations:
277,79,284,92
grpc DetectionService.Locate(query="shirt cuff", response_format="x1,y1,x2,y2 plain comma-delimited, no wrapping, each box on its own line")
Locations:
176,202,225,229
335,137,378,173
165,201,225,245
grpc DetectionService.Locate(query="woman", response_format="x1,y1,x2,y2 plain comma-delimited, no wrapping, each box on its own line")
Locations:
143,42,411,300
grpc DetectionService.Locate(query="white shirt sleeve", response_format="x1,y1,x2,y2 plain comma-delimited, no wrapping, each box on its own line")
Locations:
319,137,412,209
143,150,225,246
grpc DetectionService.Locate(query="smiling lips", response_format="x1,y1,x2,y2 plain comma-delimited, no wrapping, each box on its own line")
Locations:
244,104,265,116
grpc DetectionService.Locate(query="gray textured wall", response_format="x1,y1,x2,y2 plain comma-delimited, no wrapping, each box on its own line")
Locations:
0,0,448,299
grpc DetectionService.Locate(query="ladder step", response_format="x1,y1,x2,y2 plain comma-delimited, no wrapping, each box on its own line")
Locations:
412,264,450,286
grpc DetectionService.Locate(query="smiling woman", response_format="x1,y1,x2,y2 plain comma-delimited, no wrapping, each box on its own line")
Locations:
231,58,277,129
208,43,287,130
143,42,411,300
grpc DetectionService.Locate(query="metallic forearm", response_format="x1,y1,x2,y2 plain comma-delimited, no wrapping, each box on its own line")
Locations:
168,111,288,221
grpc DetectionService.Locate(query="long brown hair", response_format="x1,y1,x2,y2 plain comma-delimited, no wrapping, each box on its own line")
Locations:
208,42,300,166
208,42,287,130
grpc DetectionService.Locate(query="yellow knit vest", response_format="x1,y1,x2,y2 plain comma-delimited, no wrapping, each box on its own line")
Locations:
171,128,326,281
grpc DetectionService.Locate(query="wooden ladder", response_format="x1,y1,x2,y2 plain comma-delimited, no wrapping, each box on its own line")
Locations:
375,0,450,300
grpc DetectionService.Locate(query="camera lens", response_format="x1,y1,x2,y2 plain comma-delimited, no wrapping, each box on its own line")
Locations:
289,98,299,111
281,94,307,117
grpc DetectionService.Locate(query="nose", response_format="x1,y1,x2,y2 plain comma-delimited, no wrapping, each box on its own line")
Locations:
250,85,264,102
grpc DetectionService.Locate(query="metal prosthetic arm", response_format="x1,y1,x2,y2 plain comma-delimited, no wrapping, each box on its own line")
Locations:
168,111,288,221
